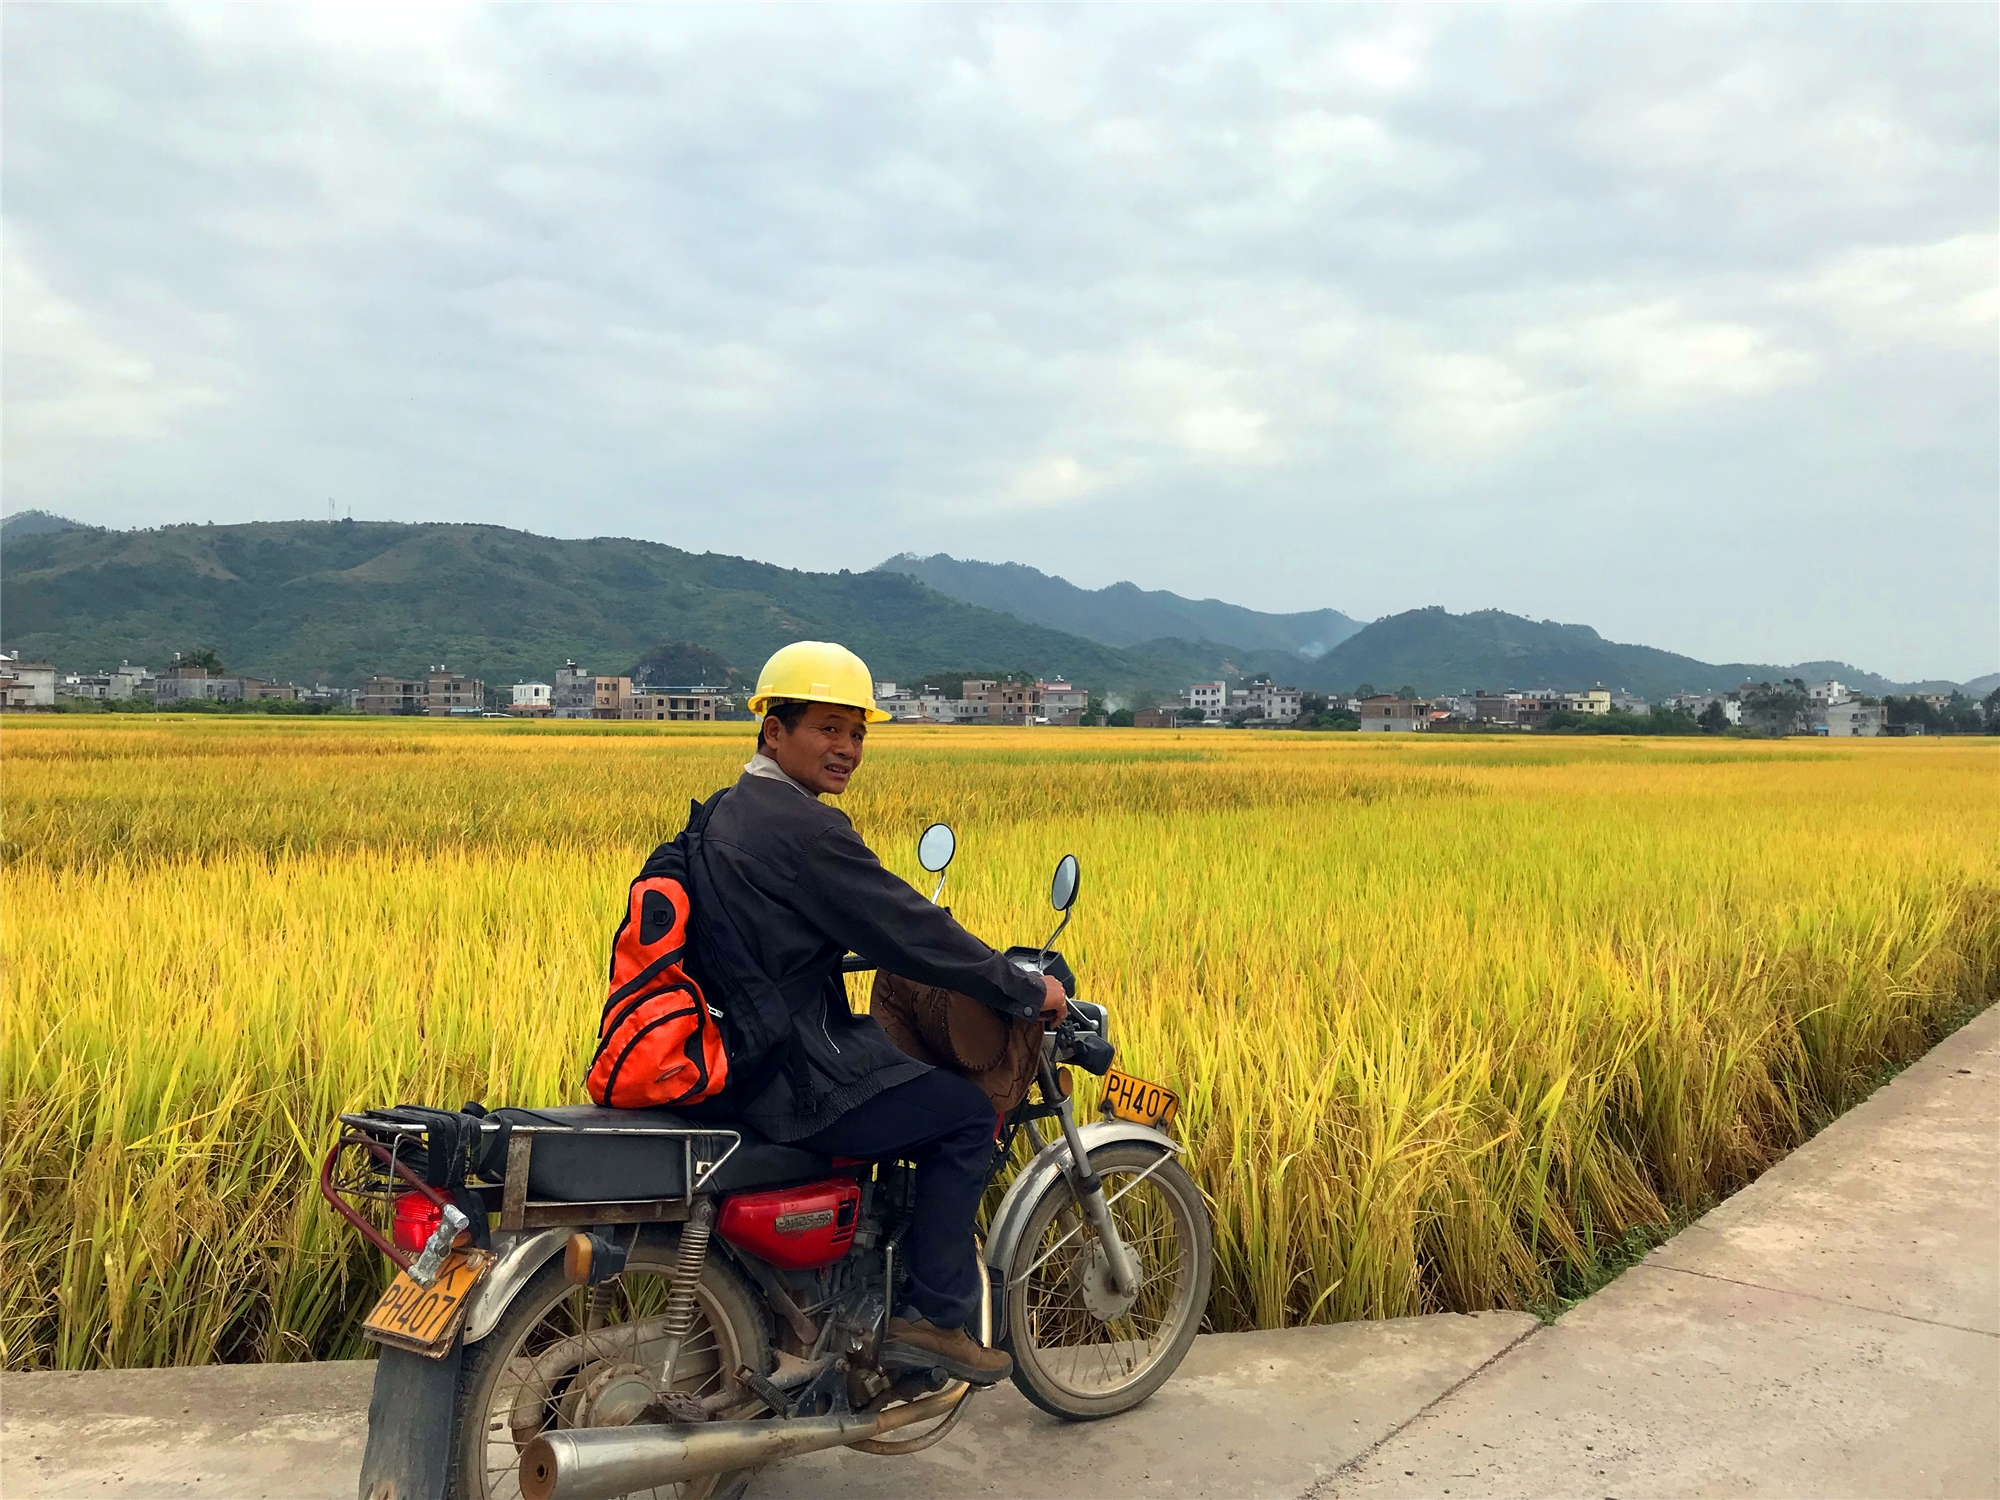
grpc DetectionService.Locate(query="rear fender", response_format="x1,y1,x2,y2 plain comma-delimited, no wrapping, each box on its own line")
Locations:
462,1228,568,1345
982,1120,1181,1341
357,1338,462,1500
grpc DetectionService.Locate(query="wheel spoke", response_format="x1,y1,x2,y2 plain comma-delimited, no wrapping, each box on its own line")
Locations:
1010,1160,1206,1404
468,1260,743,1500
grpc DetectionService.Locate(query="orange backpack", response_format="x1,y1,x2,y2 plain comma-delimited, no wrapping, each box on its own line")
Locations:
586,863,730,1109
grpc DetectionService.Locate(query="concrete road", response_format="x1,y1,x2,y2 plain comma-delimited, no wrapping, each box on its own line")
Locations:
1324,1004,2000,1500
0,1316,1535,1499
5,1006,1993,1500
749,1314,1533,1500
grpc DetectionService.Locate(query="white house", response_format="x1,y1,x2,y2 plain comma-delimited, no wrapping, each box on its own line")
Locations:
1186,682,1227,719
1219,682,1303,723
1560,688,1613,715
1667,692,1741,725
1035,680,1088,721
0,655,57,708
1825,701,1886,736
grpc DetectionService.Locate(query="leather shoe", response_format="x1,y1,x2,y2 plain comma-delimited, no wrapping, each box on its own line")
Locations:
879,1315,1013,1386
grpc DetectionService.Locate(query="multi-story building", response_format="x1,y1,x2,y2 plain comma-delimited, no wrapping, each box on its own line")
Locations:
361,676,426,715
1358,695,1426,731
1664,692,1741,725
1560,688,1613,715
426,668,484,716
991,682,1036,726
592,676,632,720
1186,682,1227,720
1808,680,1850,706
873,683,925,720
0,654,56,709
61,672,114,700
1230,682,1303,723
554,661,596,719
361,669,485,716
1036,680,1088,725
153,667,247,704
1825,700,1886,737
625,687,731,722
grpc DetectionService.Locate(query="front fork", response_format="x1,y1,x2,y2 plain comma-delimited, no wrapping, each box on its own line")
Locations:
1039,1059,1139,1294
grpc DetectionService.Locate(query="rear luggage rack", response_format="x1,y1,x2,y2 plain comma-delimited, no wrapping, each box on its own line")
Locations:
323,1112,743,1240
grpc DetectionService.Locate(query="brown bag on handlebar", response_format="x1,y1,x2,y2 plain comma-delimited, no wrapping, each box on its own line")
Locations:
870,971,1043,1118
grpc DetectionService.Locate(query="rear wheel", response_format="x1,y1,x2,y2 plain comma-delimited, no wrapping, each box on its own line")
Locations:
1000,1144,1212,1420
448,1230,770,1500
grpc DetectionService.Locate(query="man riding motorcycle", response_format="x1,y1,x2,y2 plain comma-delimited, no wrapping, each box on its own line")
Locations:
679,640,1066,1387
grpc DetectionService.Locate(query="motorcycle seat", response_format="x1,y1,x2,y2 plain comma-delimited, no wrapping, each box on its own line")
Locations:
490,1105,835,1203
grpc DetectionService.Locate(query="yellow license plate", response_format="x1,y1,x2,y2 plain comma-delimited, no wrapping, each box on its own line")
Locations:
362,1248,495,1357
1100,1068,1181,1130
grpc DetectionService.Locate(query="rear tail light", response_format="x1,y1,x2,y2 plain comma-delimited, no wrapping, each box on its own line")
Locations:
393,1190,445,1253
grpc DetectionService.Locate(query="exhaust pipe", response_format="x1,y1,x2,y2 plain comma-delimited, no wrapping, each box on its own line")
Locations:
518,1388,965,1500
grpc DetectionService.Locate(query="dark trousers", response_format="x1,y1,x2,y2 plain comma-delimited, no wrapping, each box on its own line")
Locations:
798,1069,995,1330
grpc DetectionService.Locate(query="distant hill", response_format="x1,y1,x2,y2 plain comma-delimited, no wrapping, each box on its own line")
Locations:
876,553,1365,658
0,510,84,543
1300,608,1970,700
0,520,1296,701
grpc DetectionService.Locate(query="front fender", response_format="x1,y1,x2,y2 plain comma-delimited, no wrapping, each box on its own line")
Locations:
982,1119,1182,1301
462,1228,568,1345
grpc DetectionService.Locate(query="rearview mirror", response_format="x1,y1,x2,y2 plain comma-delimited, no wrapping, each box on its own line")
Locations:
1050,854,1080,913
918,823,956,873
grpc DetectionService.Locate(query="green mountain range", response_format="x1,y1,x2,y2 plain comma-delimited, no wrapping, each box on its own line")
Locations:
1293,607,1966,701
876,552,1365,657
1,516,1978,705
0,520,1295,701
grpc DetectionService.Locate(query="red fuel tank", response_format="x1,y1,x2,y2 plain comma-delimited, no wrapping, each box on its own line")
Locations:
717,1177,861,1270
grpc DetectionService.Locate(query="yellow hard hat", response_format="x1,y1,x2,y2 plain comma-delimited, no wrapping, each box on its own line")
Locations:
748,641,891,722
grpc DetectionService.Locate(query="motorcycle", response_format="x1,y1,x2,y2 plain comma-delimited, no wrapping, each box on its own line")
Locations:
324,829,1212,1500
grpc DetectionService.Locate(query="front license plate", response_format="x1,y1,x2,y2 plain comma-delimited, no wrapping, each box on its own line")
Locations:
1100,1068,1181,1131
362,1248,495,1358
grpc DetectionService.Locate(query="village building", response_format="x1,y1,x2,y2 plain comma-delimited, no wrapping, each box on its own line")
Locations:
0,654,57,709
1825,700,1887,737
360,668,484,716
625,686,731,721
1358,694,1426,731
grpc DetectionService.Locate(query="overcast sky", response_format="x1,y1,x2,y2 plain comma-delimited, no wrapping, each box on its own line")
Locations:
5,5,1995,679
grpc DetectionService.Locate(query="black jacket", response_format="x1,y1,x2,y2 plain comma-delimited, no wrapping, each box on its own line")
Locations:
691,772,1047,1141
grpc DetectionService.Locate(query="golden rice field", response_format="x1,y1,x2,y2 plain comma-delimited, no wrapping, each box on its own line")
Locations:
3,716,1995,1370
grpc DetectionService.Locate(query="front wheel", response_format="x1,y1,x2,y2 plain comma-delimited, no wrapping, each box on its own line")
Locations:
999,1143,1212,1420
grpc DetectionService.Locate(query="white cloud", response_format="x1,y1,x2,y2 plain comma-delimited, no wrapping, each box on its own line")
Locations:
1,244,229,444
1519,303,1814,403
1784,234,2000,335
1,4,1992,677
